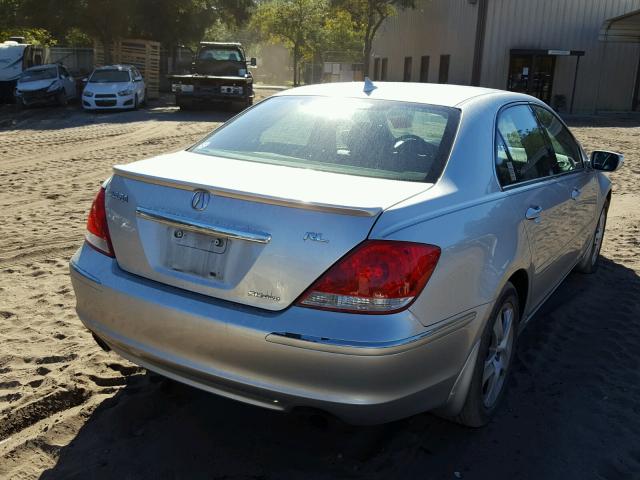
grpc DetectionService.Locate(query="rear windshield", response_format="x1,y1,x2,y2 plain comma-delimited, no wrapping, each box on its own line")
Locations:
90,70,130,83
198,47,243,62
21,67,57,81
191,96,460,182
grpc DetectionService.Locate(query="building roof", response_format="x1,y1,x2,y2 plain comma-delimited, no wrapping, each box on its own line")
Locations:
600,8,640,43
275,81,515,107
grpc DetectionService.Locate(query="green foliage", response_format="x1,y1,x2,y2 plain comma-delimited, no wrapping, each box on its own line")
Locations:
251,0,330,84
0,27,57,45
2,0,254,50
204,19,259,52
62,27,92,47
322,9,363,61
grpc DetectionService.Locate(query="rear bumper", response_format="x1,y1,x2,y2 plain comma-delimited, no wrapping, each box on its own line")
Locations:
70,244,488,424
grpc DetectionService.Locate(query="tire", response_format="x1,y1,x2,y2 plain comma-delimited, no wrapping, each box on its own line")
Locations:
575,201,609,274
56,90,68,106
176,97,190,110
454,282,519,427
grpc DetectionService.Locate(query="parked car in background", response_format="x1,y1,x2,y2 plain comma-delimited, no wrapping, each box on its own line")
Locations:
14,63,75,107
82,64,146,111
70,82,622,427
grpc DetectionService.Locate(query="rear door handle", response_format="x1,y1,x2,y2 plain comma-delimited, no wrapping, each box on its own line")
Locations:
571,188,581,200
525,206,542,220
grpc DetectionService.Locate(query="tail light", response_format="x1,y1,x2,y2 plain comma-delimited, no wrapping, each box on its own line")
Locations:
85,186,114,257
297,240,440,314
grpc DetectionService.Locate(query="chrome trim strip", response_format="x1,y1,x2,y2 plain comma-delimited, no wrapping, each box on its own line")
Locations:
136,207,272,244
114,169,380,217
266,312,476,356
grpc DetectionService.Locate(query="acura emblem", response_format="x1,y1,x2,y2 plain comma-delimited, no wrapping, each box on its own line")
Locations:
191,190,210,211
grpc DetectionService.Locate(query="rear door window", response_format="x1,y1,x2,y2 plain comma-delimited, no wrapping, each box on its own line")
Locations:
531,105,583,173
495,104,558,187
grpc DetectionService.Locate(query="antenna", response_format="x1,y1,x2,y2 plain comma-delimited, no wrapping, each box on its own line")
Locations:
363,77,377,94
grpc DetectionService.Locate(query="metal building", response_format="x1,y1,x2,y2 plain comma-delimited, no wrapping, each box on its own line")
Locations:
371,0,640,113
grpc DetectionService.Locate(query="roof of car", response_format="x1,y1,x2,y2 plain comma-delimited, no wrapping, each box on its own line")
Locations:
275,81,529,108
95,64,134,71
200,42,242,47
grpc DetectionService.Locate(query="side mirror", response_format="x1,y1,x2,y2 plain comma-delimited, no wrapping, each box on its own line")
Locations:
591,150,624,172
250,57,257,67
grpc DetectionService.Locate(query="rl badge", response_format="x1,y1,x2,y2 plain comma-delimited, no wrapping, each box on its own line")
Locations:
303,232,329,243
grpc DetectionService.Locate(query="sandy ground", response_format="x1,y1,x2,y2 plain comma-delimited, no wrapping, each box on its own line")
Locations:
0,96,639,480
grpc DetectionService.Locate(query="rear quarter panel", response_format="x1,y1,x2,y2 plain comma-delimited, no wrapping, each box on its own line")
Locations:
370,94,533,327
373,190,531,327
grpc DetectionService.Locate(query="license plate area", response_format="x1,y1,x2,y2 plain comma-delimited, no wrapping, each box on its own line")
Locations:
165,227,228,280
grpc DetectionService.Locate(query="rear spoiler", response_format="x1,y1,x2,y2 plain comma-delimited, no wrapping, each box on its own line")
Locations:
112,166,381,218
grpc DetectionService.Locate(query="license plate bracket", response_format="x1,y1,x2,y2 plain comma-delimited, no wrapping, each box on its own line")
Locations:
165,228,228,280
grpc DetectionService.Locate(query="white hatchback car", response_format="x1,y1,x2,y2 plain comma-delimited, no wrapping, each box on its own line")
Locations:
82,65,146,111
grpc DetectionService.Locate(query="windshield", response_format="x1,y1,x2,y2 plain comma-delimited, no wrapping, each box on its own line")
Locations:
198,47,243,62
21,67,57,82
90,70,130,83
191,96,460,182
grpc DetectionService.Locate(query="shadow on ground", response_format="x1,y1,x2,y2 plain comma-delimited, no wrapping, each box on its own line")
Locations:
0,95,242,131
41,257,640,479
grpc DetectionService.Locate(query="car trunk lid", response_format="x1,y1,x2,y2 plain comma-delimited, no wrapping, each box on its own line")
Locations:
106,150,431,310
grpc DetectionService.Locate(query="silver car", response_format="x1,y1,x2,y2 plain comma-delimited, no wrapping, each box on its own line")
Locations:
70,82,622,426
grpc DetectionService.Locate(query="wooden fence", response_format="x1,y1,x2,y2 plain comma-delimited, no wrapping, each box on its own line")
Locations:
94,39,161,99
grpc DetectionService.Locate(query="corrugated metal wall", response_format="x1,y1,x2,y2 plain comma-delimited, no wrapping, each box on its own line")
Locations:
482,0,640,112
372,0,640,112
371,0,477,84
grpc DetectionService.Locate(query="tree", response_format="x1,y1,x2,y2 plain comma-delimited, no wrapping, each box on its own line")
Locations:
251,0,329,86
321,8,363,61
334,0,415,77
7,0,254,60
129,0,254,50
76,0,131,63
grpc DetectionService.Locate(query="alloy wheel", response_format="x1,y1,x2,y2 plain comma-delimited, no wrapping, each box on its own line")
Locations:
591,209,606,266
482,303,515,408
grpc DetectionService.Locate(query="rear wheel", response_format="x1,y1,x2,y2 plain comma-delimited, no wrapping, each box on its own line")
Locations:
575,201,608,274
454,282,519,427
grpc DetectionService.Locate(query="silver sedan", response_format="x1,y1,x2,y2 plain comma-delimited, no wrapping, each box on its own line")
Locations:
70,82,622,426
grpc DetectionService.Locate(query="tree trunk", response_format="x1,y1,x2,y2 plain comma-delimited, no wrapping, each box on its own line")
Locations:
363,38,372,78
293,42,299,86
